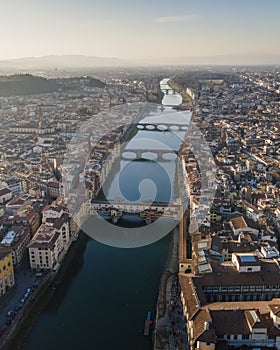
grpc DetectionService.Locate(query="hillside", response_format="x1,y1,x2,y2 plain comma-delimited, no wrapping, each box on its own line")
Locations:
0,74,58,96
86,77,106,88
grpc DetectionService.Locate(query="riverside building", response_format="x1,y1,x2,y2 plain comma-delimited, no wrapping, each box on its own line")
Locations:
0,251,14,297
28,213,70,270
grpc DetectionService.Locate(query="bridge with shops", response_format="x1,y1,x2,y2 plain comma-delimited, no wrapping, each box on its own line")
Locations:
90,199,182,221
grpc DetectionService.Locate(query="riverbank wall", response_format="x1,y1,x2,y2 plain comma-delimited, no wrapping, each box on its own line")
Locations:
153,227,179,350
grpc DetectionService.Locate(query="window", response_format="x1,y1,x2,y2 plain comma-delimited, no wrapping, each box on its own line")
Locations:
242,334,249,339
227,335,230,340
233,335,238,340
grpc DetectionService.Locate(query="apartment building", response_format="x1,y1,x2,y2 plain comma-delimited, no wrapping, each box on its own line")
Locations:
28,213,70,270
0,251,15,297
0,227,30,265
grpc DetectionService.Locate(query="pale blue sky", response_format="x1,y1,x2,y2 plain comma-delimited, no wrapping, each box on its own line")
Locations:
0,0,279,60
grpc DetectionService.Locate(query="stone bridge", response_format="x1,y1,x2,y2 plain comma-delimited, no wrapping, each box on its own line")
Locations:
90,199,182,221
120,148,179,161
163,89,176,95
136,123,188,132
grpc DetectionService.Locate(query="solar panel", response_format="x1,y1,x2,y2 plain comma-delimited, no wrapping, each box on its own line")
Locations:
239,255,256,263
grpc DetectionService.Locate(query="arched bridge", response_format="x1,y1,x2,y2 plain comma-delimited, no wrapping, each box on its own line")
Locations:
121,148,179,161
90,199,182,221
136,123,188,132
163,89,176,95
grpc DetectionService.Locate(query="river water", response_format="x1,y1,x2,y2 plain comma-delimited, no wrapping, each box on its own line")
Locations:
21,80,191,350
160,78,183,106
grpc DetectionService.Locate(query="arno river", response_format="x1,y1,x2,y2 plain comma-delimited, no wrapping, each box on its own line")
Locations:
20,81,191,350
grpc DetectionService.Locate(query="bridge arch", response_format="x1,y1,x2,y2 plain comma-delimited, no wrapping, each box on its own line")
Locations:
122,151,137,160
162,153,177,161
169,125,180,131
156,124,168,131
141,152,159,161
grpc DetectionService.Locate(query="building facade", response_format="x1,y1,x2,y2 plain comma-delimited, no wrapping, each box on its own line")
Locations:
0,251,15,297
28,213,70,270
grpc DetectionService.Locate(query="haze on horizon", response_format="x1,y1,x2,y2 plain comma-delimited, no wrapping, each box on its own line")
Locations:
1,0,279,65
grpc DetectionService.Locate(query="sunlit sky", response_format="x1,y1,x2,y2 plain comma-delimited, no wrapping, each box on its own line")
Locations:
0,0,279,61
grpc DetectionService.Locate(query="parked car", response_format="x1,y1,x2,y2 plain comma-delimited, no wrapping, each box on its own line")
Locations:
0,325,7,336
15,305,22,312
6,310,15,318
5,319,13,326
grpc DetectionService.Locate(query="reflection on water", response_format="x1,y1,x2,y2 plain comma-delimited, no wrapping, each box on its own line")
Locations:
102,159,175,202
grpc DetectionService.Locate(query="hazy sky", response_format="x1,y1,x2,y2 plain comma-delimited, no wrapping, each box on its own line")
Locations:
0,0,279,60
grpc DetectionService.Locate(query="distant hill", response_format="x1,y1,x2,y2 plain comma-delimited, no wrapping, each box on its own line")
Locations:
0,55,123,72
86,77,106,88
0,74,58,96
0,55,278,75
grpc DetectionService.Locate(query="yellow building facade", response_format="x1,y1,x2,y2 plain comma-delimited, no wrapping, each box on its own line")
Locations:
0,251,15,297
